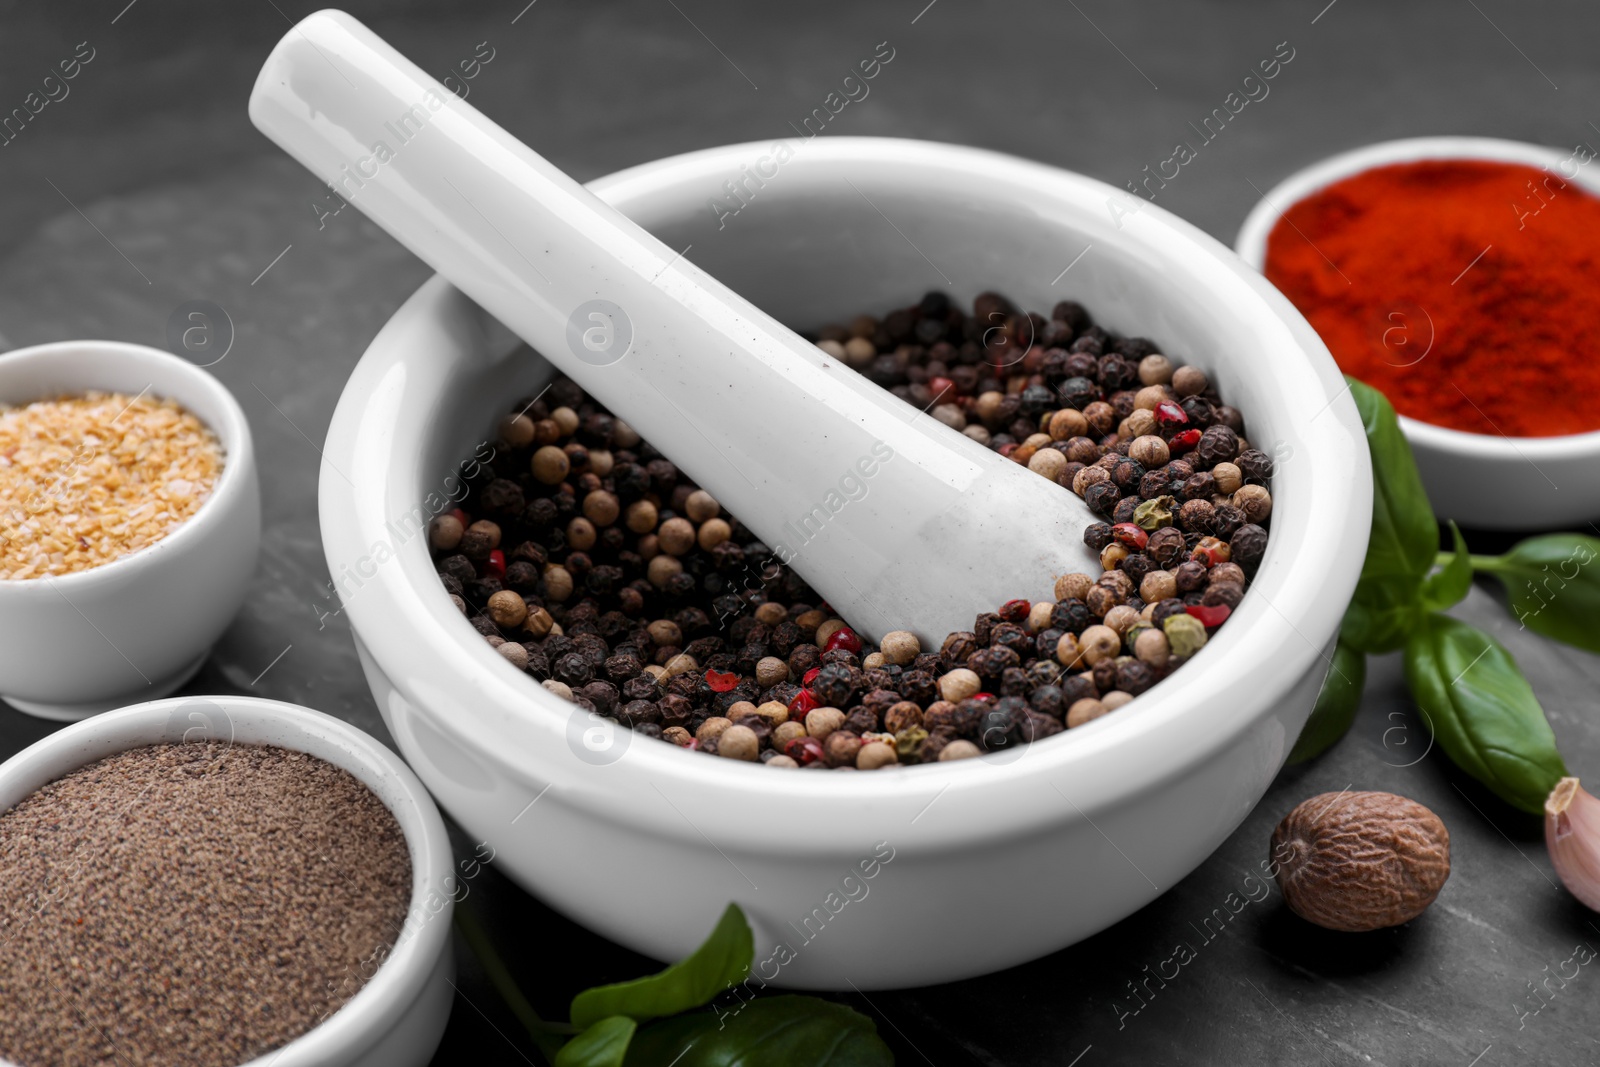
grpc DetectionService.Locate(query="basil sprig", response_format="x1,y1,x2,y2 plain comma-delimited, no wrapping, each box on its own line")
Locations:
1403,614,1566,813
1470,533,1600,653
1338,377,1438,653
457,901,893,1067
1294,377,1575,814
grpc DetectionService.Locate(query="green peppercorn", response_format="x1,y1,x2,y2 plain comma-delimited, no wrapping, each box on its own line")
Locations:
1163,613,1208,658
1133,494,1176,531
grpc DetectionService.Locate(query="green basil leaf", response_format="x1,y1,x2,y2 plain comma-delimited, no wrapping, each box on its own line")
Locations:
1420,521,1472,612
1287,640,1366,764
1403,613,1566,813
556,1017,637,1067
571,903,754,1030
1477,534,1600,653
624,996,892,1067
1341,377,1439,653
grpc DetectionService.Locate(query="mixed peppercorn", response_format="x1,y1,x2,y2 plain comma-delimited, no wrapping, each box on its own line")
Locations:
428,291,1271,769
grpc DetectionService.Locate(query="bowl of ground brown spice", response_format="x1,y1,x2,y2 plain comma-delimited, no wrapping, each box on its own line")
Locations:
0,694,457,1067
1236,136,1600,528
0,340,260,718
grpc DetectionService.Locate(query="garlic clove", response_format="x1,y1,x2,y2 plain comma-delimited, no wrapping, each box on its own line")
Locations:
1545,777,1600,911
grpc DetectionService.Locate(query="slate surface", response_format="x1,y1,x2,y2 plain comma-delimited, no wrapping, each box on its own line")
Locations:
1,1,1598,1064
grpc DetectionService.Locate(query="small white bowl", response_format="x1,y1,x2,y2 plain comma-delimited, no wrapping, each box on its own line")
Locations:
0,341,261,718
0,695,456,1067
322,137,1371,989
1235,136,1600,529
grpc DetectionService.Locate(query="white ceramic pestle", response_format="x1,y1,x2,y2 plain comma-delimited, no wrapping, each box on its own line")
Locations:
249,10,1099,642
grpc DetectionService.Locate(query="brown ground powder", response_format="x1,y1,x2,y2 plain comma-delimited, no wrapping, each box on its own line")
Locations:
0,742,413,1067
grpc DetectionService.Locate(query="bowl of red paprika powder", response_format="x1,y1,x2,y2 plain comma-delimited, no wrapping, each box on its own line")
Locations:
1235,136,1600,529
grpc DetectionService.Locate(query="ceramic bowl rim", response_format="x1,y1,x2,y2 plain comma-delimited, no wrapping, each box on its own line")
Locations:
1233,134,1600,459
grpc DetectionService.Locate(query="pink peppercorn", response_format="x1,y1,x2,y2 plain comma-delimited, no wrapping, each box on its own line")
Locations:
1186,603,1232,628
998,599,1031,622
1168,429,1202,454
785,736,825,765
824,628,862,655
1111,523,1148,551
484,549,506,580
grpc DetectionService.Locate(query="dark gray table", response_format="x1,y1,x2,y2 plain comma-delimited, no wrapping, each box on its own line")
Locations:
3,1,1598,1063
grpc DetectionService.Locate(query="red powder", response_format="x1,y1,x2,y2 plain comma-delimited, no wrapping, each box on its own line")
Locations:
1263,158,1600,437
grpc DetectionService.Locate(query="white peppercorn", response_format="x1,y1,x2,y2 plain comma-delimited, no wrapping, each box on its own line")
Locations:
857,741,898,770
718,724,760,760
938,668,982,703
806,707,846,740
879,630,921,666
1066,698,1107,728
429,513,464,551
1138,354,1173,385
938,739,982,761
755,657,789,688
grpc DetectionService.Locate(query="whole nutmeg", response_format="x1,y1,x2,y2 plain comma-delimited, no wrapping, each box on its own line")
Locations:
1271,791,1451,932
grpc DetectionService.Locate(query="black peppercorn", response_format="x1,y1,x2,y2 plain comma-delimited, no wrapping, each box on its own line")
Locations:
1235,449,1274,484
1179,395,1215,428
1194,425,1239,468
811,664,856,708
1029,685,1065,718
968,646,1020,677
579,680,619,715
1051,599,1092,634
788,643,822,678
1111,497,1141,525
1212,503,1247,541
1173,561,1207,594
604,652,643,684
1230,523,1269,570
1120,553,1157,586
1060,672,1098,704
1177,498,1216,534
1115,660,1155,696
1019,383,1056,417
1036,626,1065,658
1091,659,1118,693
1143,526,1184,568
1202,582,1245,609
553,652,594,687
1000,666,1031,697
1111,458,1146,492
899,670,937,705
621,675,658,702
1097,355,1137,391
1057,376,1099,410
1084,522,1115,552
437,554,477,585
1180,472,1216,502
820,649,859,670
941,631,980,670
1139,468,1173,499
1052,300,1091,331
990,623,1032,657
1085,481,1122,517
972,612,1002,645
